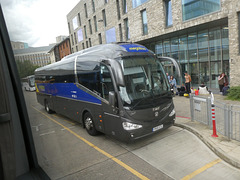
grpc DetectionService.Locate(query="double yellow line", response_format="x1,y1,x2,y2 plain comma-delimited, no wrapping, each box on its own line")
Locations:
32,106,149,180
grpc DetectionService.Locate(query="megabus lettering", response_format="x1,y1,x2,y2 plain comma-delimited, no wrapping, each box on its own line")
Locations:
120,44,149,53
129,47,147,51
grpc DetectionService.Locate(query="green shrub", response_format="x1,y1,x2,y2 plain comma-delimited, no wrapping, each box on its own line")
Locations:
226,86,240,101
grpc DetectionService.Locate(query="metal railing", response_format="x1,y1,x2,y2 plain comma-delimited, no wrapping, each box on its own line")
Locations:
190,95,240,142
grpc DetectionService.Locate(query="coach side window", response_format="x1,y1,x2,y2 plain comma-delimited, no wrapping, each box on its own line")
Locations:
100,64,114,100
77,61,101,94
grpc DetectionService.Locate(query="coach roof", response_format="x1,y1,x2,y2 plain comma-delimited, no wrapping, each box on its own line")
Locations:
35,43,151,74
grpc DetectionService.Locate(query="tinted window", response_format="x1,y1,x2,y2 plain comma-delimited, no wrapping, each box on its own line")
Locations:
77,61,114,100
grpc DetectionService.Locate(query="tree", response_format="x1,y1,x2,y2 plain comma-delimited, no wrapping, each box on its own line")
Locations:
16,60,40,78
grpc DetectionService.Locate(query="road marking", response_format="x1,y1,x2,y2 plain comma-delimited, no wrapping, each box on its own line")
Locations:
181,158,222,180
39,131,55,136
63,120,76,126
53,115,76,126
32,106,150,180
176,116,191,119
32,124,43,131
61,126,75,131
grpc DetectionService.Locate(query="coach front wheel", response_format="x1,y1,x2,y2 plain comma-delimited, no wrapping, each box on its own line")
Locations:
84,112,98,136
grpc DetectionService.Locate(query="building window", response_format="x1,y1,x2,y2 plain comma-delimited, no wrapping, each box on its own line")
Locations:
84,3,88,18
222,26,229,61
94,16,98,32
86,41,89,48
106,27,116,43
98,33,102,44
92,0,95,13
124,18,130,40
116,0,121,20
78,29,83,42
102,9,107,27
132,0,148,8
141,9,148,35
182,0,221,21
74,32,77,44
72,16,78,30
89,38,92,47
123,0,127,14
89,19,92,34
71,34,74,45
84,25,87,39
76,45,78,52
119,24,123,42
68,23,71,34
78,13,81,26
165,0,172,27
105,0,108,4
238,13,240,54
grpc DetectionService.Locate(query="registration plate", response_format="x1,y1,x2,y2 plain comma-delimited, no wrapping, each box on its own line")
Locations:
152,124,163,132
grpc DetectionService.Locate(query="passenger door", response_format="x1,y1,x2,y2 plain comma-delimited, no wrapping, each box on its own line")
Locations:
99,64,122,137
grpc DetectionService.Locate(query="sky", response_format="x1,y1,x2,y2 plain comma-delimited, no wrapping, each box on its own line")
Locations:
1,0,80,47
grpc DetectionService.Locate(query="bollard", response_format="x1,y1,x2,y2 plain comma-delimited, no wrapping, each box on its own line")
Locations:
210,92,218,137
211,104,218,137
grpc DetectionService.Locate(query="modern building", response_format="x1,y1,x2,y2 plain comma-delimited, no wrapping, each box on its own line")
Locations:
67,0,240,88
11,41,29,50
48,36,71,63
56,35,68,43
14,44,55,67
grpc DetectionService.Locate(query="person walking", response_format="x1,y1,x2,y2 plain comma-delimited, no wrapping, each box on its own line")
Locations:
169,75,177,95
169,75,177,89
184,71,191,94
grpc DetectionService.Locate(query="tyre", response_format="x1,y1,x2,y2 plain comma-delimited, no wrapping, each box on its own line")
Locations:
84,112,98,136
45,100,53,114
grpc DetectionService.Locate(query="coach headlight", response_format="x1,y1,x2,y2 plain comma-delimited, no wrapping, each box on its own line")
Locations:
122,122,142,130
169,109,175,117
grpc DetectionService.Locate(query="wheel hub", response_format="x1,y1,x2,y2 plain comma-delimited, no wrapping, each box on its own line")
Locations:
85,117,92,130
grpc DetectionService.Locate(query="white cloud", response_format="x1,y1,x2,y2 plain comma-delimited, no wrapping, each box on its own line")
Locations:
1,0,80,47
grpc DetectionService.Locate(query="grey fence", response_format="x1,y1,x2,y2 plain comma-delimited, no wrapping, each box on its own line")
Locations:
190,95,240,142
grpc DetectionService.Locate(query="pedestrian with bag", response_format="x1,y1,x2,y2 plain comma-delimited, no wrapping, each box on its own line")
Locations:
218,73,228,94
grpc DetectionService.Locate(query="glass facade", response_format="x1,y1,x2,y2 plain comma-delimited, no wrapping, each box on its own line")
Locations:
152,26,229,89
182,0,221,21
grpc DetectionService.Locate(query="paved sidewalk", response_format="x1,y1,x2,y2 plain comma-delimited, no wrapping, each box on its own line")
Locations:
173,94,240,169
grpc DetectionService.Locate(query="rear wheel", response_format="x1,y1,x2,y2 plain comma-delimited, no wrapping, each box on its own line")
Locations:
84,112,98,136
45,100,53,114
